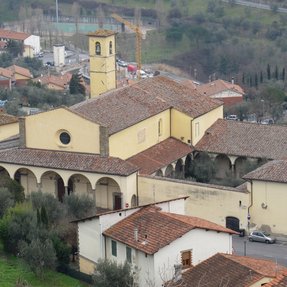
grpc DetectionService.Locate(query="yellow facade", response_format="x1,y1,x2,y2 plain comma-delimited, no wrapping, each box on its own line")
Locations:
0,122,19,141
109,109,171,159
249,180,287,234
138,176,249,230
191,106,223,145
88,32,116,97
171,109,193,145
24,108,101,153
79,256,96,274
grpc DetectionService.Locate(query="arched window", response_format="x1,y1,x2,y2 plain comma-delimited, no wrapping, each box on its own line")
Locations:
158,119,162,136
95,42,101,55
109,41,113,54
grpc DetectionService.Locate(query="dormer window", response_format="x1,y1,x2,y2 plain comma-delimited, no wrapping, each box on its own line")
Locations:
95,42,101,55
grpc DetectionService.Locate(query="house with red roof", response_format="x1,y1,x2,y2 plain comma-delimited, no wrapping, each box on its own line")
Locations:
6,65,33,86
196,79,244,106
74,197,236,287
166,253,287,287
0,29,40,56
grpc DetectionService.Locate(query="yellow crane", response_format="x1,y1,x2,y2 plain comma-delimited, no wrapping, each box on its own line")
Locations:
111,13,144,78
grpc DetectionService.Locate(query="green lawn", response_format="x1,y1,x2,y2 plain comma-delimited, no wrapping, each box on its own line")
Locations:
0,242,88,287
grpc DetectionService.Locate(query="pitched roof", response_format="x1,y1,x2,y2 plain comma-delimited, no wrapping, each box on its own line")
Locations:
87,29,116,37
196,79,245,97
127,137,193,175
243,160,287,183
0,113,18,125
34,74,72,89
0,67,13,79
195,119,287,160
71,76,222,135
265,272,287,286
0,29,30,41
167,253,287,287
0,148,138,176
7,65,32,79
103,206,236,255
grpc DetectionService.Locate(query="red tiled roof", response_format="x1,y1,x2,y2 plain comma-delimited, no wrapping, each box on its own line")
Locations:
7,65,32,79
127,138,193,175
103,206,236,254
0,148,138,176
0,67,13,79
0,113,18,125
167,253,287,287
243,160,287,183
197,79,245,97
71,76,223,135
0,29,30,41
265,272,287,286
87,29,116,37
195,119,287,160
34,74,71,89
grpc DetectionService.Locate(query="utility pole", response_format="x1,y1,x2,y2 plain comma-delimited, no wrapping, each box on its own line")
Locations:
56,0,59,23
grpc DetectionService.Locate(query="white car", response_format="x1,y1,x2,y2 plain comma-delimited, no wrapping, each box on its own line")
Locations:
226,115,238,121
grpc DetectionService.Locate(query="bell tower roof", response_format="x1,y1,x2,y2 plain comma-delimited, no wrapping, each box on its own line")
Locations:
87,30,116,38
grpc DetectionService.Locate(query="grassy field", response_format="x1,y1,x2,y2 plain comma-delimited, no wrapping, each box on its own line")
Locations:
0,242,88,287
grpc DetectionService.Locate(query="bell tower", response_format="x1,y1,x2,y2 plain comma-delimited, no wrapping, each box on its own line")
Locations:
87,30,117,97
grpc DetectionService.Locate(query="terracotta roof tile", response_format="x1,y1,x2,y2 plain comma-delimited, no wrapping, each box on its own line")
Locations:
0,67,13,79
195,119,287,159
0,29,30,41
243,160,287,183
34,74,71,89
127,138,193,174
87,29,116,37
0,148,138,176
71,76,222,135
7,65,32,79
197,79,245,97
265,272,287,286
0,113,18,125
167,253,287,287
103,206,236,254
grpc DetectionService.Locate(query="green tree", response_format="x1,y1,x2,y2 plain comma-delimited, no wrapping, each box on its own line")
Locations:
0,189,14,218
192,152,215,183
0,52,13,67
19,238,57,278
69,73,85,95
267,64,271,80
92,259,133,287
282,67,285,81
40,206,49,227
6,39,23,57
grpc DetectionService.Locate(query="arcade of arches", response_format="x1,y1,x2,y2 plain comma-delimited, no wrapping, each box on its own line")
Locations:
0,166,138,212
154,152,266,185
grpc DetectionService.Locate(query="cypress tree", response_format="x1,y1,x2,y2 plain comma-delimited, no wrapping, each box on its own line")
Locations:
255,73,258,89
41,206,49,227
37,208,41,226
260,71,263,83
267,64,271,80
274,65,278,80
282,68,285,81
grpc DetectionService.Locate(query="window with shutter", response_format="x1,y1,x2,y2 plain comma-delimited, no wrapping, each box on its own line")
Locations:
181,250,192,269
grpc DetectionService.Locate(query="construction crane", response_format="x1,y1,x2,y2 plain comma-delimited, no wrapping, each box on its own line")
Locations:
111,13,144,79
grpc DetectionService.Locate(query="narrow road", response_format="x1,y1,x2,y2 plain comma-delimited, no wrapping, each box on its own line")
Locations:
221,0,287,14
233,235,287,267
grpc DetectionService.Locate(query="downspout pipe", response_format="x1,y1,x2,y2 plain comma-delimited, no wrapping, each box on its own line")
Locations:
247,181,253,233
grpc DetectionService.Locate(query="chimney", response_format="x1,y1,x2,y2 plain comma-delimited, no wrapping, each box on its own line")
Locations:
134,227,138,242
173,264,182,282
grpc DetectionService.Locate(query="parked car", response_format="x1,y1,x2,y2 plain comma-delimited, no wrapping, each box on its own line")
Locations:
226,114,238,121
248,231,276,244
117,60,128,67
45,61,54,67
261,118,274,125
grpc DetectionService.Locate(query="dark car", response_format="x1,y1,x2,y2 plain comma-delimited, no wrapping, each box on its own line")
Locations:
248,231,276,244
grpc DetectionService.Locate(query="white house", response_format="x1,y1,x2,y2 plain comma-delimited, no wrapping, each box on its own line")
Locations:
75,197,236,287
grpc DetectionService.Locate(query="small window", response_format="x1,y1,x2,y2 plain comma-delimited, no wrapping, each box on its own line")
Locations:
126,246,132,263
109,41,113,54
195,122,200,138
95,42,101,55
111,240,117,257
59,132,71,145
181,250,192,269
158,119,162,137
